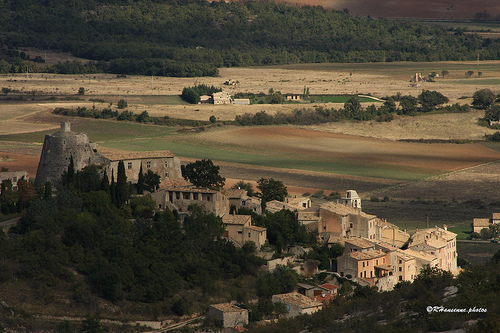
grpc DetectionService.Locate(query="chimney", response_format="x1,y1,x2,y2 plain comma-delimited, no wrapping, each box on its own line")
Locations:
61,121,71,132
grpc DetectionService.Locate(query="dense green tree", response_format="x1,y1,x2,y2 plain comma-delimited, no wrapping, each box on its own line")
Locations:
399,95,418,115
63,155,76,187
136,164,144,195
472,88,496,109
417,90,449,112
231,180,254,196
484,104,500,125
143,169,160,192
257,178,288,203
181,159,225,190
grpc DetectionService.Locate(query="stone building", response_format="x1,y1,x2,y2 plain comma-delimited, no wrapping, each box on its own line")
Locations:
222,214,267,250
208,303,249,328
150,184,230,216
102,150,182,184
0,171,28,193
35,121,104,187
272,292,322,318
35,121,182,188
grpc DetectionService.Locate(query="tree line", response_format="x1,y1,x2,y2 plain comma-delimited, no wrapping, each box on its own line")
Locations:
0,0,499,77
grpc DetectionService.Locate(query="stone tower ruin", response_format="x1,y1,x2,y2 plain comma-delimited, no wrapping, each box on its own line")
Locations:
35,121,103,188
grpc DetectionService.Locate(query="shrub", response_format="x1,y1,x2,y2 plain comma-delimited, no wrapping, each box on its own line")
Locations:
117,99,128,109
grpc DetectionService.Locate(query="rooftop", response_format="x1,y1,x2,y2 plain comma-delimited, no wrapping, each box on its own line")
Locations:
345,238,375,249
101,149,175,161
492,213,500,220
245,225,266,232
349,249,386,260
273,292,323,309
210,303,247,313
221,188,247,198
474,218,491,227
318,283,338,291
223,215,251,225
320,202,375,219
402,248,437,262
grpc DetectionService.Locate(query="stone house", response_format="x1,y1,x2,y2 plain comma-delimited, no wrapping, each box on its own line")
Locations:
409,227,457,272
212,91,232,105
286,196,312,209
102,150,182,184
208,303,249,328
318,202,379,244
272,292,322,318
150,184,229,216
221,188,262,214
285,94,301,101
0,171,28,193
473,213,500,233
222,214,267,249
296,210,320,232
337,248,391,282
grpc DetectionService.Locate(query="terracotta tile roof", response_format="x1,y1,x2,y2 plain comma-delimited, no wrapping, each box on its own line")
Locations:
318,283,338,291
492,213,500,220
273,292,323,309
100,149,175,161
210,303,247,313
311,294,335,304
474,218,491,227
349,249,386,260
245,225,266,232
163,186,218,194
345,238,375,249
223,215,251,225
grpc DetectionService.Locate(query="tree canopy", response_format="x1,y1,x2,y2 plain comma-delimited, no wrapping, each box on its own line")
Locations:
257,178,288,203
181,159,225,190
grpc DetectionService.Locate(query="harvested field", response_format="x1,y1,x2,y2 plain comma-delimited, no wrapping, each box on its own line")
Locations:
194,126,500,173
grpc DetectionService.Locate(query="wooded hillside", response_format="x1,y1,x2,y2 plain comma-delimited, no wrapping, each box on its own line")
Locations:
0,0,498,76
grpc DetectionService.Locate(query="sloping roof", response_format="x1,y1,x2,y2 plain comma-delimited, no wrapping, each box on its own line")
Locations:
492,213,500,220
403,248,436,262
273,292,322,309
101,149,175,161
287,197,310,205
297,283,316,290
345,238,375,249
223,215,251,225
245,225,266,232
474,218,491,227
318,283,338,291
222,188,247,198
320,202,375,219
160,178,192,188
349,249,385,260
210,303,247,313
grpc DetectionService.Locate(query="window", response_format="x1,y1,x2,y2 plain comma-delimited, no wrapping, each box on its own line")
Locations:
399,267,402,272
363,262,365,267
165,172,169,178
146,161,151,169
367,261,369,266
399,275,403,281
238,231,242,234
248,233,251,238
12,177,17,182
206,195,211,202
383,258,385,263
184,193,190,200
376,260,378,265
399,260,402,264
164,161,168,168
128,162,132,170
193,193,198,200
176,192,180,199
350,223,353,228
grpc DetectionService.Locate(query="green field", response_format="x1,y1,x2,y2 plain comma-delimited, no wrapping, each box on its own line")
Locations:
0,119,436,181
446,78,500,85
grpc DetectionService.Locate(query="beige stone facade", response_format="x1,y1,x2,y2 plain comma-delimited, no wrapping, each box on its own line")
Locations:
151,185,229,216
0,170,28,193
103,150,182,184
222,214,267,249
409,227,457,272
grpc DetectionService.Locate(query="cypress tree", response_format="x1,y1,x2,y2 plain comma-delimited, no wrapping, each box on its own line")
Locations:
100,169,110,194
116,161,128,207
110,169,116,205
137,164,144,195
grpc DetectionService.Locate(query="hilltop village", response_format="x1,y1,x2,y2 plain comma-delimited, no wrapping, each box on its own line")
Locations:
0,122,463,329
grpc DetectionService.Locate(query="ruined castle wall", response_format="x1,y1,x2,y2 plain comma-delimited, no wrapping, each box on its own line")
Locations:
35,128,100,187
